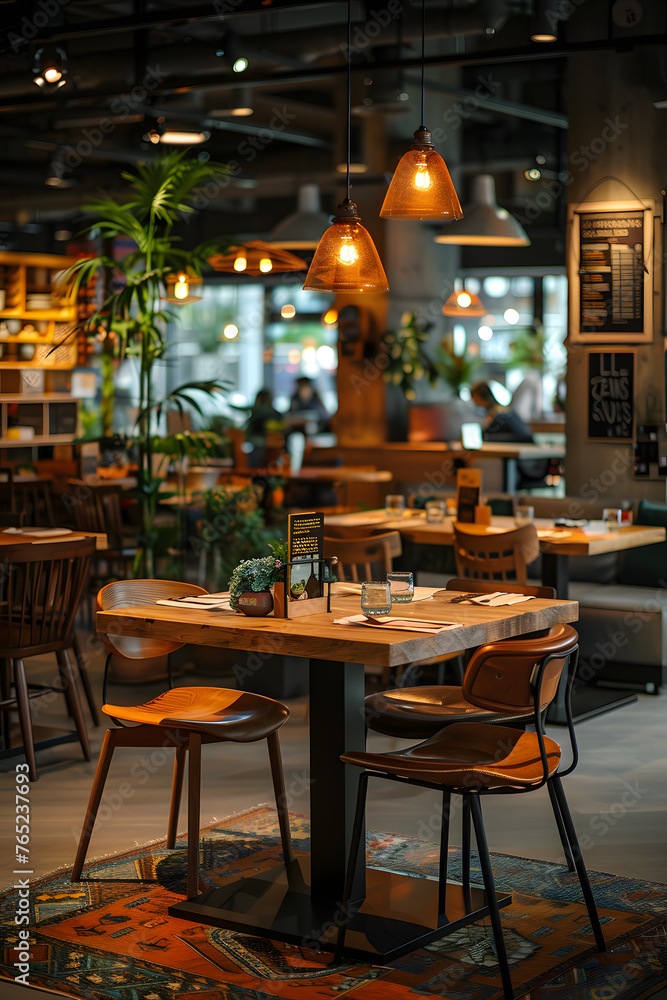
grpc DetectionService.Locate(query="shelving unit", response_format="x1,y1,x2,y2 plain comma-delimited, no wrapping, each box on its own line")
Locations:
0,251,89,458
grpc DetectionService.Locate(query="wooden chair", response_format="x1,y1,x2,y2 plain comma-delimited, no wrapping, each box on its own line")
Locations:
0,510,25,527
67,481,136,575
453,522,540,586
335,625,606,993
71,579,293,894
324,532,461,687
0,537,95,780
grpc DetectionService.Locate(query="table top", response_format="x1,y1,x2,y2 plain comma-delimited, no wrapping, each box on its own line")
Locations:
222,466,393,483
0,528,108,550
324,510,666,556
97,588,577,668
320,441,565,460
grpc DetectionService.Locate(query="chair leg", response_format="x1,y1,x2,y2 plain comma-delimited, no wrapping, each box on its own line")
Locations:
187,732,202,899
468,794,514,1000
462,797,472,905
438,790,451,918
550,775,606,952
267,730,294,864
71,729,116,880
334,771,369,964
167,747,187,849
72,635,100,727
1,657,12,751
547,779,576,872
56,649,91,761
13,659,37,782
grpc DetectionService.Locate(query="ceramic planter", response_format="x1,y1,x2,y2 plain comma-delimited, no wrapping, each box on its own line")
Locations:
237,590,274,616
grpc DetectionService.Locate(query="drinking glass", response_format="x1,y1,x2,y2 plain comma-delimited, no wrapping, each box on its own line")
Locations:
360,581,392,615
425,500,446,523
385,494,405,518
603,508,622,530
387,571,414,604
514,505,534,526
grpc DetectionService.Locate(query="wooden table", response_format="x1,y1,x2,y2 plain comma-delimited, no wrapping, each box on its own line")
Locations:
0,527,108,550
324,510,666,600
97,589,577,961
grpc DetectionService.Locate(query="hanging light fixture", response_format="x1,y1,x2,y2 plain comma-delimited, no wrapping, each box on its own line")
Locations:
303,0,388,293
434,175,530,246
442,284,486,317
209,240,306,276
163,271,203,305
380,0,462,221
531,0,558,42
267,184,332,249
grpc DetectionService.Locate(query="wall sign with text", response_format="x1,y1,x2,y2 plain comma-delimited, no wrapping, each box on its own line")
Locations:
586,349,635,442
568,201,653,343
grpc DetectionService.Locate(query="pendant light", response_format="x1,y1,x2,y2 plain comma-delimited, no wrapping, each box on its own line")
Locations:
442,285,485,317
268,184,331,250
380,0,462,221
303,0,388,293
209,241,306,276
163,271,203,305
434,175,530,246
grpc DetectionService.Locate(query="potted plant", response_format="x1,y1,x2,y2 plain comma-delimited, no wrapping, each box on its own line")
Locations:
62,151,233,576
229,555,281,616
380,312,440,401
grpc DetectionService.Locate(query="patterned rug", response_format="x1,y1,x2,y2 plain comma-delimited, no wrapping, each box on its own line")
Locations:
2,806,667,1000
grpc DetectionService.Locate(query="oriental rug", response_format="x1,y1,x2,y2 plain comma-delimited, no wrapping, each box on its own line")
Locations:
1,806,666,1000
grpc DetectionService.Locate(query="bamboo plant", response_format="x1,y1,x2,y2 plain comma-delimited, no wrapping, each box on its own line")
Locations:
63,151,233,575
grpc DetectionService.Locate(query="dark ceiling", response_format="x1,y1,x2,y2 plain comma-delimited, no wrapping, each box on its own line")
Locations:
0,0,666,256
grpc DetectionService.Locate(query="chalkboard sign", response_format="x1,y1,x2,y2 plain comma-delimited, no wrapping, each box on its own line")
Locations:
586,349,634,442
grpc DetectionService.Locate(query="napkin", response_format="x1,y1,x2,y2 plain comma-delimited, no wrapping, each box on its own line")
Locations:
155,592,232,611
3,527,73,536
468,592,535,606
334,614,462,633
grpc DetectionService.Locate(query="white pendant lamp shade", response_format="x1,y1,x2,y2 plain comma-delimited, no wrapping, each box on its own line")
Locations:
268,184,332,249
434,175,530,246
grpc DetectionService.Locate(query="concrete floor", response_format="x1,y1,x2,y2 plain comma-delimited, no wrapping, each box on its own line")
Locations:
1,633,666,996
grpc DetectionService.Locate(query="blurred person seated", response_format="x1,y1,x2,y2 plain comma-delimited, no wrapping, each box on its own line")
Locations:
286,376,331,434
244,389,285,468
470,381,534,443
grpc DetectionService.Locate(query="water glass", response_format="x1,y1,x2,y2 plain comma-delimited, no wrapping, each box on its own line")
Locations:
514,505,535,527
387,571,414,604
385,494,405,518
361,581,392,616
603,507,622,530
425,500,446,523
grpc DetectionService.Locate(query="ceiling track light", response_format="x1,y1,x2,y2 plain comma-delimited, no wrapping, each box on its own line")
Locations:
33,45,67,90
380,0,462,221
303,0,388,294
531,0,558,42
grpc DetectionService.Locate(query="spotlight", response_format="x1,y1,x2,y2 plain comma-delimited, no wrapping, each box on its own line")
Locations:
525,168,542,180
233,57,248,73
33,46,67,90
531,0,558,42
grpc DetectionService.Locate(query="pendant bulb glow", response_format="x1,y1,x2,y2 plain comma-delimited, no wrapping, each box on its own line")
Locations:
414,164,431,190
259,257,273,273
234,256,247,272
173,274,189,299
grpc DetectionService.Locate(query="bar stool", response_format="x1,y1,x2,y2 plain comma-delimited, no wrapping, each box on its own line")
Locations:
71,579,293,894
335,625,606,996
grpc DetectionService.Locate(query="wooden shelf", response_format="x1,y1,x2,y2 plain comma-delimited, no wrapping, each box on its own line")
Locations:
0,434,75,448
0,308,76,321
0,393,75,403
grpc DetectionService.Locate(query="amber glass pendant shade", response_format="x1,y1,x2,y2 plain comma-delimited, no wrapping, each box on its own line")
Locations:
442,290,485,317
303,200,388,293
380,128,463,220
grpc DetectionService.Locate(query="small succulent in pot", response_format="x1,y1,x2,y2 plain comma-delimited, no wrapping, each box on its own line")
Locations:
229,555,282,615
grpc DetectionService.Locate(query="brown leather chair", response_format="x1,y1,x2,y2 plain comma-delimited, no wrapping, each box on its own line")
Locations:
335,625,606,993
453,521,540,586
0,537,95,780
71,579,293,893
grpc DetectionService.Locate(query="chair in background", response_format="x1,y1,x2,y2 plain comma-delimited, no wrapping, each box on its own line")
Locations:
72,580,294,894
0,469,54,526
453,522,540,586
324,532,462,687
68,481,136,578
335,625,606,994
0,510,25,527
0,537,95,780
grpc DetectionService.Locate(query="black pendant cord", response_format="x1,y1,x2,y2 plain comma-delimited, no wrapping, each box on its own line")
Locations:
420,0,425,129
346,0,352,203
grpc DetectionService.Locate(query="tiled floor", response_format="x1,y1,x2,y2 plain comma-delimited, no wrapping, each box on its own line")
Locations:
1,633,666,996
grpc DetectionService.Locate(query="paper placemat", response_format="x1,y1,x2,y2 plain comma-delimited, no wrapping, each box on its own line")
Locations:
332,584,437,602
468,592,535,606
334,614,462,633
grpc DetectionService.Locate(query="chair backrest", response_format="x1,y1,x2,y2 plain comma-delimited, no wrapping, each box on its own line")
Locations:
0,467,15,514
453,522,540,586
462,624,578,716
0,537,95,655
97,579,208,659
445,577,556,599
0,510,25,528
68,482,124,549
323,531,402,583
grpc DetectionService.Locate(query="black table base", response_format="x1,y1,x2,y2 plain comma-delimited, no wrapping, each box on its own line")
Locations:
168,856,511,964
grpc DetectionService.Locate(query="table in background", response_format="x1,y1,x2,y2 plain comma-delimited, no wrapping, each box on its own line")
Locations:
97,589,577,962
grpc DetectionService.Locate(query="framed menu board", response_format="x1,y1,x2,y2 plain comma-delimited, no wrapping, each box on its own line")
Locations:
568,201,653,343
586,349,634,442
